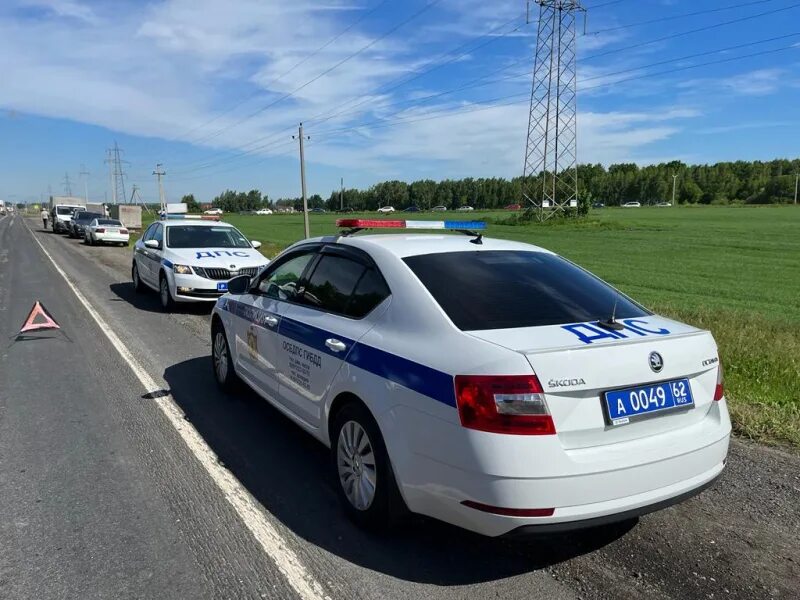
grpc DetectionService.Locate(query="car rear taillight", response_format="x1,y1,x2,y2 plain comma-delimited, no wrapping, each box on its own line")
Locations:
454,375,555,435
95,228,105,233
120,228,128,234
713,364,724,401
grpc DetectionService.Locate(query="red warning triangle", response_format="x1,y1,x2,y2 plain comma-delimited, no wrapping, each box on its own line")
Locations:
19,301,61,334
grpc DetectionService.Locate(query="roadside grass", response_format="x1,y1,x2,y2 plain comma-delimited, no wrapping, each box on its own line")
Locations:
134,206,800,447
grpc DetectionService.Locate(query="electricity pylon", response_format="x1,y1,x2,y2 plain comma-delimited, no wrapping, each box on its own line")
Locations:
522,0,585,221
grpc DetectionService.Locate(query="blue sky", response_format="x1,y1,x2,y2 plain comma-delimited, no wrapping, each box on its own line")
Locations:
1,0,798,205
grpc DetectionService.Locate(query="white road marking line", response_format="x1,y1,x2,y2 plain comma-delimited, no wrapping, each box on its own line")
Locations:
24,220,329,600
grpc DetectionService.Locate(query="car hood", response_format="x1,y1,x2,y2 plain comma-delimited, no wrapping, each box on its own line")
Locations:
166,247,269,268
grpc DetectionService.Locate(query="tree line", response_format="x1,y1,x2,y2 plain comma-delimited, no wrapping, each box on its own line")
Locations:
197,158,798,213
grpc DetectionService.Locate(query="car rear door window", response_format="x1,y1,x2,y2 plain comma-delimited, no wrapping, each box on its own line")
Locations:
345,268,390,318
299,255,365,315
403,250,649,331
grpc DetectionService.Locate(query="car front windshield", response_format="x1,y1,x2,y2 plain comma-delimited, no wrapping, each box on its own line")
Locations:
57,207,80,215
166,225,251,249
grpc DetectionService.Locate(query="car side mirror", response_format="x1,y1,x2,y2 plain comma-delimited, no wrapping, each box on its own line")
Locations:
227,274,251,295
251,240,262,249
144,239,160,249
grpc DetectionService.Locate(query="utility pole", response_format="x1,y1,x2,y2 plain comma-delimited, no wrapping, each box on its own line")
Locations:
293,123,310,238
340,177,344,211
672,174,678,206
80,164,90,202
62,172,73,196
153,164,166,214
794,172,798,205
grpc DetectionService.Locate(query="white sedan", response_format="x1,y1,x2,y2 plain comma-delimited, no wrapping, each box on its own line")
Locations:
204,208,224,215
132,218,268,310
209,219,730,537
376,206,395,214
85,218,129,246
256,208,273,215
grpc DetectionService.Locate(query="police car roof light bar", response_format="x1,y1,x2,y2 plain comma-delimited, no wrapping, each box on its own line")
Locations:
161,214,221,221
335,219,486,231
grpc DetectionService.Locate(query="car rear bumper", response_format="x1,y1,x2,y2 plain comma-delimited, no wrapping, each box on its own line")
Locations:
390,401,731,537
94,233,129,243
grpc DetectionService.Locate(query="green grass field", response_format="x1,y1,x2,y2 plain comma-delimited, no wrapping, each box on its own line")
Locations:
144,206,800,447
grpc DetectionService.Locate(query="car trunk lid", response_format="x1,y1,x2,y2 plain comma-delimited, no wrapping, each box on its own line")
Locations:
466,316,721,449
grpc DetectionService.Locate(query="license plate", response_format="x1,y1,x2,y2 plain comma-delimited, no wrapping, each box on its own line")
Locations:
217,282,228,291
604,379,694,426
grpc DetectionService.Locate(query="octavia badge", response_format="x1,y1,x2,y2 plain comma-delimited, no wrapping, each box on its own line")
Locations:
649,351,664,373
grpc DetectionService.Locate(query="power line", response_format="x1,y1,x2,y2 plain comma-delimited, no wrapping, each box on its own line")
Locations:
589,0,781,35
584,2,800,61
167,12,527,175
166,2,799,178
185,0,442,148
308,41,800,140
165,0,390,147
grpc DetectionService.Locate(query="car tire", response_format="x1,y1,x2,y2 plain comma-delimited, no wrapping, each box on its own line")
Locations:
211,321,239,391
132,262,145,293
159,273,174,311
331,402,405,531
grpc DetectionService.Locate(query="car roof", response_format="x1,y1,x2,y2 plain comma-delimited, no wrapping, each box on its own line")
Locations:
160,219,235,228
317,233,553,259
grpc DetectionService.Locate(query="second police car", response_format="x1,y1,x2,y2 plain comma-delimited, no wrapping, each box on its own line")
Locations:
210,219,731,537
132,217,269,310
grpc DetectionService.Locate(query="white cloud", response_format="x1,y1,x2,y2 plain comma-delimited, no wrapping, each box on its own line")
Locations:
305,100,700,179
679,68,785,97
22,0,98,24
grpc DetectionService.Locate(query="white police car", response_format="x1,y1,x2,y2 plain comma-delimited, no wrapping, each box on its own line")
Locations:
209,219,731,537
132,218,269,310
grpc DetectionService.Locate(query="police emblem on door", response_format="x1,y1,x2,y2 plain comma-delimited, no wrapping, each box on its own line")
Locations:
247,326,258,360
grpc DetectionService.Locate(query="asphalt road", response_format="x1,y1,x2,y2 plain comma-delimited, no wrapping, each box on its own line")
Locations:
1,213,798,599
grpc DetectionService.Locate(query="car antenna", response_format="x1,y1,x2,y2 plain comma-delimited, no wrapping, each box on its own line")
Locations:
597,296,624,331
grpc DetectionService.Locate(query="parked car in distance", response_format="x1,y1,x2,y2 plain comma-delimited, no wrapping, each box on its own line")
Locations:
310,207,327,213
403,206,420,212
456,206,474,212
336,207,356,214
504,203,522,210
431,205,448,212
255,208,273,215
204,208,224,215
592,202,605,209
85,218,129,246
69,211,103,238
622,202,641,208
656,202,672,207
377,206,395,214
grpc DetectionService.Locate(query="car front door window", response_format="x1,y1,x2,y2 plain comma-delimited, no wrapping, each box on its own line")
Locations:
257,253,316,301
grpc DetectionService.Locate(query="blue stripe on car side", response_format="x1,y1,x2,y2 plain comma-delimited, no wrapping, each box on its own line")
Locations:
221,299,456,407
346,342,457,407
162,259,173,268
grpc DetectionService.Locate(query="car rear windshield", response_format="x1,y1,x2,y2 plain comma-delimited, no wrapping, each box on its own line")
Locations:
97,219,121,226
403,250,649,331
75,212,102,222
166,225,250,248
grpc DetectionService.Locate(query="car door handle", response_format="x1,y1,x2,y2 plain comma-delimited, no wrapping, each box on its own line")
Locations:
325,338,347,353
264,316,278,327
